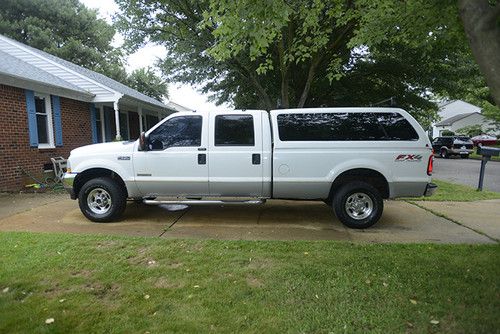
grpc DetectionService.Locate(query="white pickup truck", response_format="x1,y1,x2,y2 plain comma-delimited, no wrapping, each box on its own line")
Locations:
63,108,436,228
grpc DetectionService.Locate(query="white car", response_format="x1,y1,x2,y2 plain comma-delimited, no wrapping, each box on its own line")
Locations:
64,108,436,228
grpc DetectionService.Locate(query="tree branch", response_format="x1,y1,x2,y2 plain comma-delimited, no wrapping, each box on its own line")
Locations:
230,59,274,109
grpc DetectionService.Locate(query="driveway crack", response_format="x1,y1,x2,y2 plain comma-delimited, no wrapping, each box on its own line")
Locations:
406,200,499,243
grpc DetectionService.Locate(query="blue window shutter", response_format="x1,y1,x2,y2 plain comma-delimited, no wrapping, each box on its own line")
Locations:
90,104,98,144
51,95,63,146
25,90,38,147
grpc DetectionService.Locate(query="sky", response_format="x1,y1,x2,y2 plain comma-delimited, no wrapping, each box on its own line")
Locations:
80,0,222,111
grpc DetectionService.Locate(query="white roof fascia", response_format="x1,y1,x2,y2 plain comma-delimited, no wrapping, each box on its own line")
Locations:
0,73,95,102
0,35,119,99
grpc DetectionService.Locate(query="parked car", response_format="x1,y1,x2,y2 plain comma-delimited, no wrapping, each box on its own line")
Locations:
432,136,474,158
63,108,436,229
471,134,498,147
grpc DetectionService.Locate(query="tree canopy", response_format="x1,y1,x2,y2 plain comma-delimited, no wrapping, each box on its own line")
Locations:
0,0,168,101
127,67,169,101
115,0,498,128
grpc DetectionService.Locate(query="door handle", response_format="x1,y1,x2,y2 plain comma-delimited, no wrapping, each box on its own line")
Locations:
252,153,261,165
198,153,206,165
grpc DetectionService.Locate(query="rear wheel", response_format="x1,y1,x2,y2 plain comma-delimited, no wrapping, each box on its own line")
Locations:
333,181,383,229
440,148,449,159
78,177,126,222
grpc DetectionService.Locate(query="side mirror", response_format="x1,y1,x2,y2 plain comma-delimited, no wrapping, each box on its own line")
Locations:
139,132,149,151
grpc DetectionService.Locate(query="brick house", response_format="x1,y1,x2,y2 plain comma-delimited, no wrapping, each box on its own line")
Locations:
0,34,190,191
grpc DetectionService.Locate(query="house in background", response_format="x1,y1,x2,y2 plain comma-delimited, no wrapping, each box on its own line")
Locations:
430,100,496,138
0,34,189,191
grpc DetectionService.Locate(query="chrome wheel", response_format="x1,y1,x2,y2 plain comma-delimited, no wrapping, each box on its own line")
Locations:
87,188,112,215
345,192,373,220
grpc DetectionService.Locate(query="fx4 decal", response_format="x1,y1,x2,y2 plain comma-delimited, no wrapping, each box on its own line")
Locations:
395,154,422,162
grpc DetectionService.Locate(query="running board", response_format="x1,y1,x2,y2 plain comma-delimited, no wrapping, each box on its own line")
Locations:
143,199,266,206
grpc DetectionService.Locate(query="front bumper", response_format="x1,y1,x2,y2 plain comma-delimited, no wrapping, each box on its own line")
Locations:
424,182,438,197
62,173,77,199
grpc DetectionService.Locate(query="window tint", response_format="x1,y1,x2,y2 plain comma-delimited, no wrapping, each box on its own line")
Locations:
215,115,255,146
277,112,419,141
148,116,202,150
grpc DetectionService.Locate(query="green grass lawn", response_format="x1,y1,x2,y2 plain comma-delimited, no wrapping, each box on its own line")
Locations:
408,179,500,202
1,232,499,333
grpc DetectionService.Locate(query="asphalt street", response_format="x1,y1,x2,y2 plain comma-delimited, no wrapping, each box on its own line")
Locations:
433,157,500,192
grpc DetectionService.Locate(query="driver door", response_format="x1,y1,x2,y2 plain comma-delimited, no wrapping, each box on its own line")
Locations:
134,114,209,196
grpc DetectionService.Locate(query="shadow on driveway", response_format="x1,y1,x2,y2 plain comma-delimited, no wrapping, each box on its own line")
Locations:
0,195,495,244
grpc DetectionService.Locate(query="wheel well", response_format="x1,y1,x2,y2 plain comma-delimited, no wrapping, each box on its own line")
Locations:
328,168,390,200
73,168,128,199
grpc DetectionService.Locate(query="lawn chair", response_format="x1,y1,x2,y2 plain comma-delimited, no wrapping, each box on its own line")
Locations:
50,156,67,183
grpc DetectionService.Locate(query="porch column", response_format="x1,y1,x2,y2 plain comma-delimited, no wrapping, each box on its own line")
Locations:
138,106,144,132
114,101,121,141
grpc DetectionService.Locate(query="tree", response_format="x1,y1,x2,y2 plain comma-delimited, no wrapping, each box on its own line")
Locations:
458,0,500,107
127,67,169,101
0,0,126,80
0,0,167,102
456,124,484,137
115,0,490,124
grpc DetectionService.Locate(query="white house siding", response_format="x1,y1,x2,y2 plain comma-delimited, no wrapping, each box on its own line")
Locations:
432,100,483,138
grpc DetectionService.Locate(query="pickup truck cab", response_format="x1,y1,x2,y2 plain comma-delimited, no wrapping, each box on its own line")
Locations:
64,108,436,229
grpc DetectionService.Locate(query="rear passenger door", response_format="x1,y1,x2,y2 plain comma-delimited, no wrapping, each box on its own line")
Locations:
208,112,263,197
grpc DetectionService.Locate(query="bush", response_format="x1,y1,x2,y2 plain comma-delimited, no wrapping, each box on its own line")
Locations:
456,124,483,137
441,130,455,136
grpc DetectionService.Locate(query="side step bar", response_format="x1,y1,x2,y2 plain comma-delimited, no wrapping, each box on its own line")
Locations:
143,199,266,206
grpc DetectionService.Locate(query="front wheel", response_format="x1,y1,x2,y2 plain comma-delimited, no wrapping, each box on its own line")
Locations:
440,148,449,159
333,181,383,229
78,177,127,222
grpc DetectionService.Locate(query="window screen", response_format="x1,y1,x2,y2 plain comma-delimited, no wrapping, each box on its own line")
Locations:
148,116,202,150
277,112,419,141
215,115,255,146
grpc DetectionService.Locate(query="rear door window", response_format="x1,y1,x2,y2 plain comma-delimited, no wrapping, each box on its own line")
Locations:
214,115,255,146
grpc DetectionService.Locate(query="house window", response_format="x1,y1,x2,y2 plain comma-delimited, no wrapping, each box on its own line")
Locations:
145,114,159,130
35,93,54,148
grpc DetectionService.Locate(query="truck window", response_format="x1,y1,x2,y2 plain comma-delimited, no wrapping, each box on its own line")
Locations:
277,112,419,141
148,116,202,150
215,115,255,146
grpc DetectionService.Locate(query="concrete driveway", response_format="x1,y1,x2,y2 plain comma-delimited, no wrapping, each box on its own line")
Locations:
0,193,497,244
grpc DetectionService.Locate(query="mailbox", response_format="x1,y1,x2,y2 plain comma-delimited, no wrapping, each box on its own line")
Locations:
476,146,500,191
477,146,500,157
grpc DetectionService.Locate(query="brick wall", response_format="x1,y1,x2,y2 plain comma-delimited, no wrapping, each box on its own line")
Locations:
0,84,93,191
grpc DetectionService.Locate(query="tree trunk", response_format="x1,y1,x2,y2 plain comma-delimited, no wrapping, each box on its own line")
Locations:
297,56,321,108
278,35,290,108
458,0,500,107
231,60,274,110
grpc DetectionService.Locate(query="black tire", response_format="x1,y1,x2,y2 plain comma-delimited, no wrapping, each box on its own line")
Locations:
332,181,383,229
440,148,448,159
460,154,469,159
78,177,127,222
